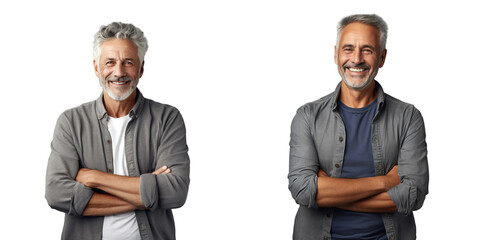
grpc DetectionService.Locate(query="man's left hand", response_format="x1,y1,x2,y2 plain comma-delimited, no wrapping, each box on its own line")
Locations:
75,168,101,188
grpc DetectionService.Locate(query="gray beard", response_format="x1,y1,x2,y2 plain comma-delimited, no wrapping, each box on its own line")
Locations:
99,78,137,101
339,67,378,91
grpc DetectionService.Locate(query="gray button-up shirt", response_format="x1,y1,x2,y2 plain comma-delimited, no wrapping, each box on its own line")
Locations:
45,90,190,240
288,82,428,240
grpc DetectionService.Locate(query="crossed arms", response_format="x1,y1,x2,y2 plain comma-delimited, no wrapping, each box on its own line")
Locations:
45,107,190,217
76,166,170,216
315,166,399,213
288,104,429,214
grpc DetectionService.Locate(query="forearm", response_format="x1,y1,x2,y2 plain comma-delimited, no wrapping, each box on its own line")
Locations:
76,167,173,210
316,166,399,208
77,169,144,208
82,192,137,216
338,192,397,213
96,175,143,207
316,175,390,207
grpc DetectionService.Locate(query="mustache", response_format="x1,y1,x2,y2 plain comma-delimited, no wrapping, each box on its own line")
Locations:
343,63,371,69
106,76,133,82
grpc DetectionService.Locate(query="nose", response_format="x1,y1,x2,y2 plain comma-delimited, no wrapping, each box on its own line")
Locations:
352,49,363,64
113,63,126,77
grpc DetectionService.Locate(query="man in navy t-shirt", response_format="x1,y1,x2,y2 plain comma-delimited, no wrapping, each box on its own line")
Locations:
288,14,429,240
332,99,387,240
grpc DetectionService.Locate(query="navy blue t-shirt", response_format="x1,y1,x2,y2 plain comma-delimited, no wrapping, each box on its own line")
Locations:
331,99,387,240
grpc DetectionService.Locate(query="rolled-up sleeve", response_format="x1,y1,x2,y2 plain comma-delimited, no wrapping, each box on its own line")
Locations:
288,106,320,209
45,113,94,216
388,107,429,214
139,109,190,210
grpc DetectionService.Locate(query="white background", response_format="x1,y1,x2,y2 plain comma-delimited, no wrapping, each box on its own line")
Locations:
1,0,478,239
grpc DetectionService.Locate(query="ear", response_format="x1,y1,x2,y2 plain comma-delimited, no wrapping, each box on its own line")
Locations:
139,61,145,78
93,59,100,78
379,49,387,68
334,45,338,64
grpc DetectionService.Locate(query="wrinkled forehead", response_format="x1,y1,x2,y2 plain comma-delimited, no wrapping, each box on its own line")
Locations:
338,22,381,47
100,39,139,60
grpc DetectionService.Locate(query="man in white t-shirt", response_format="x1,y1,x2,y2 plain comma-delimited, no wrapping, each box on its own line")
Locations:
46,22,190,240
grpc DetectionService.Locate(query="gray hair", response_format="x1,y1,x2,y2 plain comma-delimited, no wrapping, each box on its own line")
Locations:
93,22,149,63
336,14,388,51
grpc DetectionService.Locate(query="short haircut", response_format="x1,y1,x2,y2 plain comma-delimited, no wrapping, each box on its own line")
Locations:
336,14,388,51
93,22,149,63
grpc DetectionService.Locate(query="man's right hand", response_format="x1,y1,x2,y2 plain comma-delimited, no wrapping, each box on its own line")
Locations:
152,166,171,175
384,165,401,190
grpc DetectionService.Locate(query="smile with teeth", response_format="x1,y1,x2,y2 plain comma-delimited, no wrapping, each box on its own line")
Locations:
109,80,130,85
348,67,367,72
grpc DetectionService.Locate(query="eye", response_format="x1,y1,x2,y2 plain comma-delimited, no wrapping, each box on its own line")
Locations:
105,61,115,66
362,49,373,54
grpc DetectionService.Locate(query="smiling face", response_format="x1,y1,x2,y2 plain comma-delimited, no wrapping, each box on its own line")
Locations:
94,38,144,101
335,22,386,90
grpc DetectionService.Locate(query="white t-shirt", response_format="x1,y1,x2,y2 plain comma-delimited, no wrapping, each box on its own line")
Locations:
102,115,141,240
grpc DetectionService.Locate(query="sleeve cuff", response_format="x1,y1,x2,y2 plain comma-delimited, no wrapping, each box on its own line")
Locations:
70,182,94,216
388,183,417,215
140,173,159,210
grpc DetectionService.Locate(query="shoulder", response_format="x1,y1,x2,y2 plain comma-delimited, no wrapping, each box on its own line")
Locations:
384,93,412,108
142,98,182,117
58,100,97,122
52,100,98,136
296,91,335,117
382,93,424,126
383,94,421,114
140,98,186,127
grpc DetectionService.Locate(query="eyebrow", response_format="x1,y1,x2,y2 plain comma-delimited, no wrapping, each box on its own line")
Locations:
342,44,376,49
104,57,136,62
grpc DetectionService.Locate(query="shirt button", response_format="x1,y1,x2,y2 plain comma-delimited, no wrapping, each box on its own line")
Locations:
107,168,113,173
106,139,111,144
339,136,344,142
335,163,340,168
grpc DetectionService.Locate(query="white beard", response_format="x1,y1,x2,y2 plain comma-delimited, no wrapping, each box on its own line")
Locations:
99,77,138,101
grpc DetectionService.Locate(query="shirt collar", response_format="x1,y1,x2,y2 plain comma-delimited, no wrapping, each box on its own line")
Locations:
330,80,385,112
95,89,145,120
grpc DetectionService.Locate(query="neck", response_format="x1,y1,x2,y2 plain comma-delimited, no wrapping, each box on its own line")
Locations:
103,90,137,118
339,80,377,108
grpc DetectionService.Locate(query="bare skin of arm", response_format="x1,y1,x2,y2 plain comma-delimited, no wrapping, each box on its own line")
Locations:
76,166,170,216
316,166,400,211
82,192,137,216
338,192,397,213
